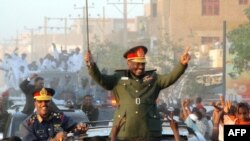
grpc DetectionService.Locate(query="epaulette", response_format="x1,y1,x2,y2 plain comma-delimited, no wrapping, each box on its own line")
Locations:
49,112,64,120
26,113,37,126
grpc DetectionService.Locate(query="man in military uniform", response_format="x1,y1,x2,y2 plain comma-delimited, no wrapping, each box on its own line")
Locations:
19,73,59,115
84,45,191,141
20,87,88,141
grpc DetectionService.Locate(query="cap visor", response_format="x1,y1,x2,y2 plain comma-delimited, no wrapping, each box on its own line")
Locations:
34,96,52,101
129,58,146,63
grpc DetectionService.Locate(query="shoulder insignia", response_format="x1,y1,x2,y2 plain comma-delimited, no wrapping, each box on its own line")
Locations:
26,114,37,126
143,71,156,83
49,112,64,120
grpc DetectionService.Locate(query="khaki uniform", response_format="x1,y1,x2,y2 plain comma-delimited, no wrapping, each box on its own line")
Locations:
88,63,187,140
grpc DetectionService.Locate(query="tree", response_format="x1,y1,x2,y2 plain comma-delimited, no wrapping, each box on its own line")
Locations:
227,7,250,74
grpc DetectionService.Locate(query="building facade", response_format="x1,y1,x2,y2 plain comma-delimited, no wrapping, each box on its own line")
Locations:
155,0,249,47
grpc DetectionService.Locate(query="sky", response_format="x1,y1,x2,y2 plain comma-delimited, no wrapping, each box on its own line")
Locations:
0,0,148,42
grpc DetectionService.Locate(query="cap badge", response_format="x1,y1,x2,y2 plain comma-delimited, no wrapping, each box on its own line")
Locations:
136,48,145,57
40,88,48,96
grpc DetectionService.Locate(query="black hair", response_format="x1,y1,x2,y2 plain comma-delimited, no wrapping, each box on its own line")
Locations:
237,102,249,114
195,97,202,103
34,77,44,83
83,94,93,99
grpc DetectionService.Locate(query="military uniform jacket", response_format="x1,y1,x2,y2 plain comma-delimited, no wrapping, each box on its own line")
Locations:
88,63,187,140
20,112,76,141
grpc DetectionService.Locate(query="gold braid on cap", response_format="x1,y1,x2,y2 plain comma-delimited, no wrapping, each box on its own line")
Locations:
40,88,48,96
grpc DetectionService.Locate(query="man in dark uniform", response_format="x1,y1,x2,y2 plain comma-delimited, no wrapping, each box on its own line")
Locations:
19,73,59,115
20,87,88,141
80,94,99,122
84,45,191,141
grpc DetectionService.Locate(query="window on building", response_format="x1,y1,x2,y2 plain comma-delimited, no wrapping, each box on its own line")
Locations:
239,0,248,5
201,36,220,44
202,0,220,16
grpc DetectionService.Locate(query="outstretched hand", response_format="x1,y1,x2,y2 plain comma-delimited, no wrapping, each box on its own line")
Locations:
52,42,56,49
75,122,88,134
84,50,94,66
180,47,191,65
53,131,67,141
167,111,181,141
30,73,38,80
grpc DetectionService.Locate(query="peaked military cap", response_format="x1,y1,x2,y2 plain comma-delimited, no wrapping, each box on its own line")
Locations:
33,87,55,101
123,45,148,63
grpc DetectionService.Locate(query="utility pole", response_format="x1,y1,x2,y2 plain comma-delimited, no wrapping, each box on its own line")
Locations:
43,17,69,49
74,5,86,52
24,27,37,61
64,18,68,48
223,21,227,101
107,0,144,48
44,17,48,49
15,31,19,49
102,6,106,43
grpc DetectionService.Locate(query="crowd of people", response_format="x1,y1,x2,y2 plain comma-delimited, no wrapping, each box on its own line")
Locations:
0,44,83,90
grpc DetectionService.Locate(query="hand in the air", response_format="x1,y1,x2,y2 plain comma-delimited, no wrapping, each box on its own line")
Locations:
84,51,94,65
180,47,191,65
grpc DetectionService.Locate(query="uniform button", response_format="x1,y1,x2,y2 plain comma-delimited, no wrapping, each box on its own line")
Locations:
48,128,51,131
136,79,139,81
135,111,138,114
135,90,138,93
118,115,121,118
153,115,156,118
148,84,151,86
123,83,126,86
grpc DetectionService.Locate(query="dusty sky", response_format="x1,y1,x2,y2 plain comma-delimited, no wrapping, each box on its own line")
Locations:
0,0,147,41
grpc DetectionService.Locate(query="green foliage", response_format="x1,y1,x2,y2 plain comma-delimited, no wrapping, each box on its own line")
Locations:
147,33,184,73
90,40,127,73
244,6,250,20
227,7,250,74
